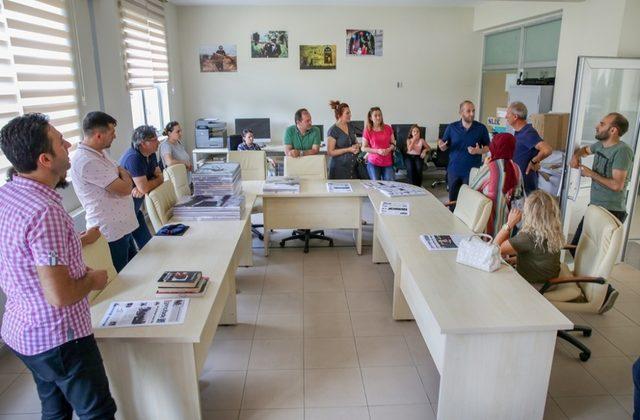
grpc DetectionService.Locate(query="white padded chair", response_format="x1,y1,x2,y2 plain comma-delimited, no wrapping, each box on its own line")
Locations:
453,184,493,233
227,151,267,240
540,205,623,361
281,154,333,252
163,164,191,199
145,180,177,233
82,234,117,303
284,155,327,180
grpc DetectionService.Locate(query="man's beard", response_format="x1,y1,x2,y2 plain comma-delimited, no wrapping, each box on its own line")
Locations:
595,130,609,141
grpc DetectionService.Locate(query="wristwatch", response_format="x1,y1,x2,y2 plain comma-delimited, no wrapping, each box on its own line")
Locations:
501,223,511,232
531,158,538,165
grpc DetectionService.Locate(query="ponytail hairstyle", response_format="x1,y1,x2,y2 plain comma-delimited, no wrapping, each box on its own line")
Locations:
163,121,180,137
329,100,350,121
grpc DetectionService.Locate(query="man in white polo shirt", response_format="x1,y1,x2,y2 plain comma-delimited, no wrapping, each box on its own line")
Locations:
70,112,140,272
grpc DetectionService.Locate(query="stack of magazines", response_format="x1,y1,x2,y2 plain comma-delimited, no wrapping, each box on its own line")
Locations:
263,176,301,194
156,271,209,298
192,162,242,196
361,180,427,197
173,195,245,220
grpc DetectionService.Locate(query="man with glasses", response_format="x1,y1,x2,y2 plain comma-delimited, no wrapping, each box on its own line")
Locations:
119,125,164,249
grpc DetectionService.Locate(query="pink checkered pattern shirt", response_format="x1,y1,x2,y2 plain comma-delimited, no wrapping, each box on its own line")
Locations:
0,176,92,356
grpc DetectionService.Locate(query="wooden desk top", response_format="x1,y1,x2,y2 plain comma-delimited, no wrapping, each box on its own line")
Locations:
243,179,368,198
90,198,255,342
367,190,572,334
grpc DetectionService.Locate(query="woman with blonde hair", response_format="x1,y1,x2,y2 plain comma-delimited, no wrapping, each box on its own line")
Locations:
362,106,396,180
326,100,361,179
494,190,563,284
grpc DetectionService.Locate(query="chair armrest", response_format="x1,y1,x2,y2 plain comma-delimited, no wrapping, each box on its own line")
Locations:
539,276,605,294
562,244,577,250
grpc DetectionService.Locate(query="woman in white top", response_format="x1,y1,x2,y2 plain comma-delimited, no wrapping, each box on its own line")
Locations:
403,124,430,186
160,121,192,171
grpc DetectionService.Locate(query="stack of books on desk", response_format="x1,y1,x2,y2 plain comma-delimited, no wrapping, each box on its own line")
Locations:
173,195,245,220
361,180,427,197
263,176,300,194
155,271,209,297
192,162,242,196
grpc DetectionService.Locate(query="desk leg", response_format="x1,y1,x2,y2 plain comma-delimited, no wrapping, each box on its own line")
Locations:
220,253,238,326
99,341,201,420
372,213,388,263
263,199,270,257
437,331,556,420
238,216,253,267
392,262,413,320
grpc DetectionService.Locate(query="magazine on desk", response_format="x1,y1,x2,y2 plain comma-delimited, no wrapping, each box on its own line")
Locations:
379,201,410,216
263,176,301,194
173,195,244,220
361,180,427,197
98,298,190,328
419,234,469,251
326,182,353,193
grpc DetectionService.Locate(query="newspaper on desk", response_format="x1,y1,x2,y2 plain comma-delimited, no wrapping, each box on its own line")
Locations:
98,299,190,328
379,201,410,216
361,180,427,197
420,234,469,251
326,182,353,193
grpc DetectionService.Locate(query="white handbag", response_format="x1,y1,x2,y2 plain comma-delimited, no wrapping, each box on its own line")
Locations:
456,234,502,272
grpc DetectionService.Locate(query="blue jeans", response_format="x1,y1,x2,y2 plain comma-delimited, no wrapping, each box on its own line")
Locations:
12,335,117,420
367,163,395,181
107,233,137,273
132,209,152,250
633,357,640,419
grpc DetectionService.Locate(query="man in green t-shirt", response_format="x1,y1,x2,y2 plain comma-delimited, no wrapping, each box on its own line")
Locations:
283,108,321,157
570,112,634,250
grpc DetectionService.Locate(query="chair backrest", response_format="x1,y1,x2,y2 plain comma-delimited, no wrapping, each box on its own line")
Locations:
453,184,493,233
82,235,117,303
574,205,623,302
228,134,243,151
163,164,191,199
469,167,479,183
227,150,267,181
284,155,327,180
145,180,177,232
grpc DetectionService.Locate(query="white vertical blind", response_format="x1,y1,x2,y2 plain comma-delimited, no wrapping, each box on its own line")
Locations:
0,0,21,133
119,0,169,90
1,0,81,146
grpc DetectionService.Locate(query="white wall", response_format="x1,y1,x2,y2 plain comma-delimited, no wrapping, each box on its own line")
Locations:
175,5,482,150
473,0,639,113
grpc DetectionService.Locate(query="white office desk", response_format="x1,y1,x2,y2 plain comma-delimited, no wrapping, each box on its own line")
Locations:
368,190,572,419
192,145,329,168
90,199,255,420
252,179,365,256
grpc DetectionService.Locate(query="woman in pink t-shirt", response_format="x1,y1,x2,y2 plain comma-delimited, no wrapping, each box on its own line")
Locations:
362,107,396,180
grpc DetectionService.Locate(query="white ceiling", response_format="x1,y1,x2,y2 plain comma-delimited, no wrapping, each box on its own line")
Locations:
170,0,580,6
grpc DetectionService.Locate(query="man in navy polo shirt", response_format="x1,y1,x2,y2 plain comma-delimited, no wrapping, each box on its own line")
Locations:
438,100,490,204
119,125,164,250
506,101,552,194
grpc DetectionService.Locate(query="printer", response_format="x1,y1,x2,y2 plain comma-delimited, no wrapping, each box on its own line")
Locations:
195,118,228,148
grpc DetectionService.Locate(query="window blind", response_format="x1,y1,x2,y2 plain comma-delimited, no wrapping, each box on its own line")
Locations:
2,0,81,146
119,0,168,90
0,1,21,133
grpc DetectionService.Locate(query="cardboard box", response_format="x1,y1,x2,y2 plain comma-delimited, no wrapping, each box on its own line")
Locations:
529,113,570,151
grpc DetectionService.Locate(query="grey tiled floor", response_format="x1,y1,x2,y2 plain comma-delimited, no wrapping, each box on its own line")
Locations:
1,247,637,419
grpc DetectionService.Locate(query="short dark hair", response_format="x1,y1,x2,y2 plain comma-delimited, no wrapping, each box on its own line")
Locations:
242,129,254,138
0,113,53,173
607,112,629,137
131,125,158,149
294,108,309,123
82,111,117,136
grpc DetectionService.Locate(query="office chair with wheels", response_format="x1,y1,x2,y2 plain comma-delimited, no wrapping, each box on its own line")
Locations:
540,205,623,361
280,155,333,253
227,150,268,240
430,123,449,188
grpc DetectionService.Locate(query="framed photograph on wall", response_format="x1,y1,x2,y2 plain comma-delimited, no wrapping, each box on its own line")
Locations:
199,44,237,72
251,31,288,58
300,45,336,70
346,29,383,56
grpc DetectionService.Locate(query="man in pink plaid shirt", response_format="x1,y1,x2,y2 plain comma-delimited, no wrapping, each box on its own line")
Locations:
0,114,116,419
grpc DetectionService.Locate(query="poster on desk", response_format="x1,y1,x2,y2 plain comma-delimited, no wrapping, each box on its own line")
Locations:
98,299,190,328
251,31,288,58
346,29,383,56
200,45,237,72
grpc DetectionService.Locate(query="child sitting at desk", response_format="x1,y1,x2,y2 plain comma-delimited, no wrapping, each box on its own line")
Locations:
238,129,262,151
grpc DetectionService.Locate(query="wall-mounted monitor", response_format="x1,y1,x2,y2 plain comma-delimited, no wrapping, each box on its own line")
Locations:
235,118,271,143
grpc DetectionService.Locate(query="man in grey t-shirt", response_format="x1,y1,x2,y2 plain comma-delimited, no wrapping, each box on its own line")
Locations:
570,112,634,250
